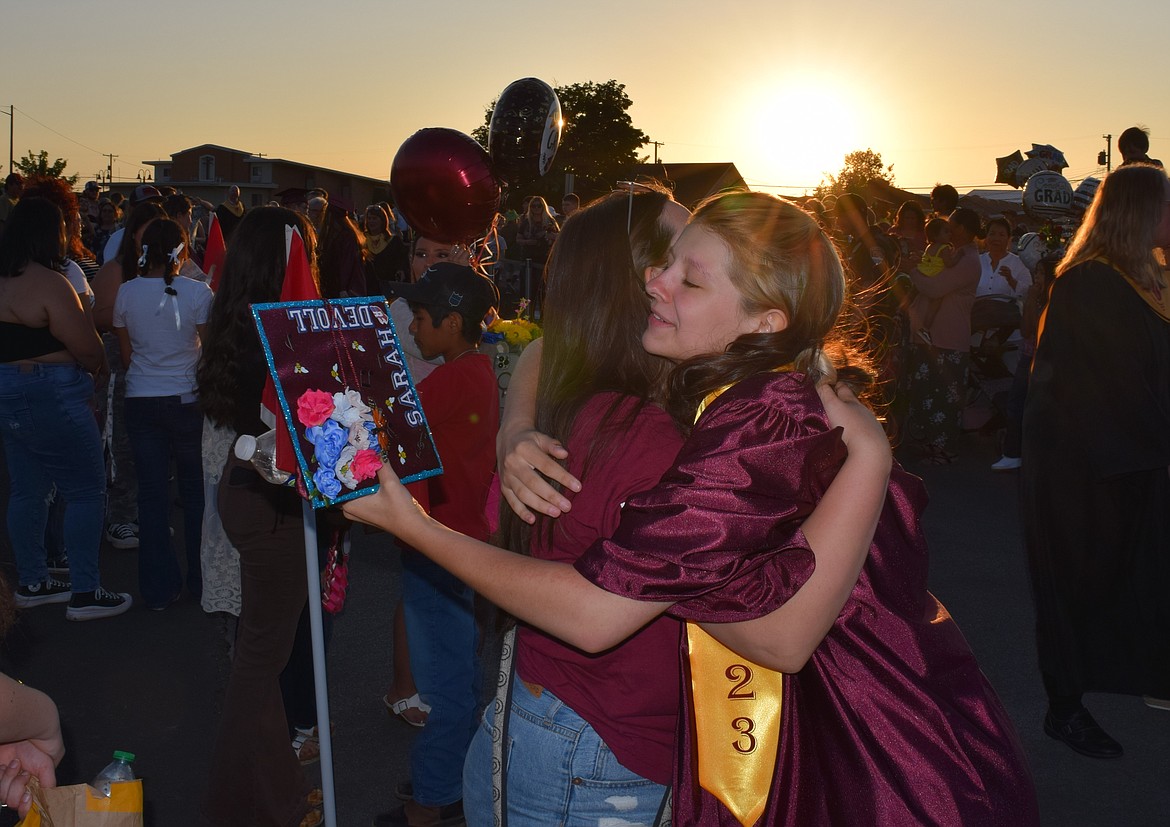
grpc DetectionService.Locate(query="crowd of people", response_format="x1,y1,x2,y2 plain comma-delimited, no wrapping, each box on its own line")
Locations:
0,121,1167,825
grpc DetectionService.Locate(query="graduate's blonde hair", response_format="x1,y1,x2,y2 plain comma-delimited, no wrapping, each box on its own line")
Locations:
1059,164,1170,292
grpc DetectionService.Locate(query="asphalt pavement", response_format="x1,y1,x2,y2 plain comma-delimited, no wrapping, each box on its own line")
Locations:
0,429,1167,826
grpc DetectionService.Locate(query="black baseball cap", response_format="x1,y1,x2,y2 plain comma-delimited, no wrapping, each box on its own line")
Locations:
393,263,499,323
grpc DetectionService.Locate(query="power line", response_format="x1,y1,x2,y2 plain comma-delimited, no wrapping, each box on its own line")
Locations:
12,106,105,158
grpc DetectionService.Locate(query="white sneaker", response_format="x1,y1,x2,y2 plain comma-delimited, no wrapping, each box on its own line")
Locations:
991,455,1021,471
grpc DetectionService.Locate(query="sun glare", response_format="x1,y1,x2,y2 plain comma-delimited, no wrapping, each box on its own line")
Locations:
742,79,867,192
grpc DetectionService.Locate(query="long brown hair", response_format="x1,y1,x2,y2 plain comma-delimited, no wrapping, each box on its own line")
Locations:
197,208,319,427
500,186,679,556
667,191,873,428
1058,163,1169,291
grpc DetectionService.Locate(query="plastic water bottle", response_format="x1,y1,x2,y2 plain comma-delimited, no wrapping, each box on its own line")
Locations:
91,750,135,797
234,430,292,485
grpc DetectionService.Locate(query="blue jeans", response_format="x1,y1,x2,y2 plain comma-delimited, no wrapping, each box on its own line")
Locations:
124,395,204,608
0,363,104,592
401,549,479,807
463,674,667,827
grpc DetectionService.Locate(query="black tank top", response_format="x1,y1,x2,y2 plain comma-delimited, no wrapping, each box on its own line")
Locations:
0,320,68,362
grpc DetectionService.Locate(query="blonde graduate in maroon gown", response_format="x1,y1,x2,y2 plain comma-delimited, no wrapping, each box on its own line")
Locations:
345,192,1038,826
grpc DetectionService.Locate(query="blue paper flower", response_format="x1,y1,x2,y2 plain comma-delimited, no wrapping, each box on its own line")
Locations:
313,467,342,500
307,419,348,467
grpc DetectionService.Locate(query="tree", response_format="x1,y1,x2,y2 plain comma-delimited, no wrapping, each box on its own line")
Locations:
815,149,894,199
472,80,649,203
15,150,79,186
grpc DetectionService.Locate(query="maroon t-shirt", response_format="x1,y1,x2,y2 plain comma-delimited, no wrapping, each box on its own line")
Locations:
407,352,499,541
515,393,684,785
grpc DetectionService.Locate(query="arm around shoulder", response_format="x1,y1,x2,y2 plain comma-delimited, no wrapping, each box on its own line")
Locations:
495,338,583,522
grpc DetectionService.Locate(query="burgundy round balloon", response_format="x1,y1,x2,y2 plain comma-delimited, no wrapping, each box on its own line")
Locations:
390,128,501,244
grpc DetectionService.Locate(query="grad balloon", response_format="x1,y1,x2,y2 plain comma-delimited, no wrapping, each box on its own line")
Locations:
390,128,501,245
488,78,563,185
1023,171,1073,220
1025,143,1069,172
995,150,1025,187
1014,157,1049,188
1016,232,1047,272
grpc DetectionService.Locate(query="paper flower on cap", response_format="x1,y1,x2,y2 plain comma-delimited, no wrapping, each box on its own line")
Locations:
297,389,335,427
351,449,382,482
331,389,372,428
296,385,382,502
313,466,342,500
306,419,348,467
335,445,359,489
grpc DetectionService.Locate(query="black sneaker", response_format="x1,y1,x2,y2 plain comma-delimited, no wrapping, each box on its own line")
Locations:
104,522,139,549
66,587,133,621
15,577,73,608
47,555,70,576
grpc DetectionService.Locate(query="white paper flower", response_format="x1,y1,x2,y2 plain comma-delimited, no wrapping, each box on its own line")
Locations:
335,445,359,490
330,389,372,428
348,421,372,451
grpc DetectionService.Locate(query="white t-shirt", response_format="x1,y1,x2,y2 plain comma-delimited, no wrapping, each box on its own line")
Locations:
63,259,95,307
102,228,124,266
113,275,214,397
390,296,440,381
976,251,1032,299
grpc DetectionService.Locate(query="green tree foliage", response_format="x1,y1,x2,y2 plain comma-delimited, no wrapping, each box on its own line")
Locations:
472,80,649,204
15,150,79,186
815,149,894,199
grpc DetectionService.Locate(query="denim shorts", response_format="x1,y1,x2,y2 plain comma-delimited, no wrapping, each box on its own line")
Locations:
463,673,667,826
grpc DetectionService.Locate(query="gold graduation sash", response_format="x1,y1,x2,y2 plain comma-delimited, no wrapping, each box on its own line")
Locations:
687,373,793,826
687,623,785,827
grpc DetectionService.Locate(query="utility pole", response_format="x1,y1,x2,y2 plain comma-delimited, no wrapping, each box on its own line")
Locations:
1098,135,1112,173
649,140,664,165
2,106,12,173
105,153,118,183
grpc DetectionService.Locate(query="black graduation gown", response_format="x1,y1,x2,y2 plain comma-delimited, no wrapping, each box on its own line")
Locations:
1021,259,1170,697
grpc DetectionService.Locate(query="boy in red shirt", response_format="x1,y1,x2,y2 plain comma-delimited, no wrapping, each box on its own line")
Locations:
381,263,499,827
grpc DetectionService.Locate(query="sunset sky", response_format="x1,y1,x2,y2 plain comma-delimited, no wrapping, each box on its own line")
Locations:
4,0,1167,198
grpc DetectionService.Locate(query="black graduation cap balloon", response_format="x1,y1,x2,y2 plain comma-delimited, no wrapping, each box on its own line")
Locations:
488,78,563,185
995,150,1025,187
1026,143,1069,172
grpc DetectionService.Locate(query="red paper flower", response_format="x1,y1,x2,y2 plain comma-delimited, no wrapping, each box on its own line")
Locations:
297,389,335,427
351,448,383,482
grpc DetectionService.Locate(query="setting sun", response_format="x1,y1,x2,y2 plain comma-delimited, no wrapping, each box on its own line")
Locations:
741,78,874,192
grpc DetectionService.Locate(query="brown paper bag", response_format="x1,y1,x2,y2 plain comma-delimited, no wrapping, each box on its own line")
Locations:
17,777,143,827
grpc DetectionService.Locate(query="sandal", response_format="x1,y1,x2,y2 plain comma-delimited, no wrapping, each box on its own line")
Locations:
292,727,320,765
383,692,431,727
